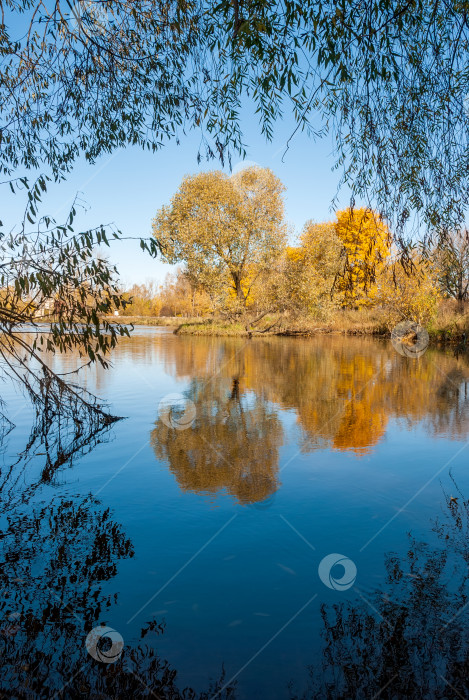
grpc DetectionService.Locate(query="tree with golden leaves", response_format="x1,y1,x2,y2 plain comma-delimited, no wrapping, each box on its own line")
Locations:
120,282,162,317
334,208,391,308
378,255,441,327
152,167,287,309
288,221,345,317
265,221,344,319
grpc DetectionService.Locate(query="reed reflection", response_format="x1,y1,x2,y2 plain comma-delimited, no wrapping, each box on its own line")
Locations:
0,490,234,698
0,403,233,698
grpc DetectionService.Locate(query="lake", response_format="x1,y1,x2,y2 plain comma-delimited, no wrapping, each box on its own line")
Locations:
1,328,469,698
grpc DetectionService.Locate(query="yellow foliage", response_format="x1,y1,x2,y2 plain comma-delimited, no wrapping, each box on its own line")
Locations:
121,283,162,317
271,222,344,319
152,167,287,309
378,256,441,326
335,208,391,308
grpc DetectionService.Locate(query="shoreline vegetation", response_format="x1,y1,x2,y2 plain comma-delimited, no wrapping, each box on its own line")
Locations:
118,170,469,350
104,301,469,345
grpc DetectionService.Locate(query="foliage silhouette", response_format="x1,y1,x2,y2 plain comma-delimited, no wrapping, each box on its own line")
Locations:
289,477,469,700
0,415,235,699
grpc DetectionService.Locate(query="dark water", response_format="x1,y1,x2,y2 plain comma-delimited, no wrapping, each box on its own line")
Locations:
1,328,469,698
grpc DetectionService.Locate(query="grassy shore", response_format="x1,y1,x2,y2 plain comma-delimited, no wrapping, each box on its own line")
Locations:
176,320,251,336
176,304,469,345
174,314,387,338
103,315,179,326
105,302,469,345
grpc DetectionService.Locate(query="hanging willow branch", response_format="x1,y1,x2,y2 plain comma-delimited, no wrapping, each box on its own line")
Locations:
3,1,469,244
0,176,158,449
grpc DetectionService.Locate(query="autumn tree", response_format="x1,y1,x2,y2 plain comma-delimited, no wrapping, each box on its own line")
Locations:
1,4,469,388
272,221,345,319
334,208,391,308
378,255,441,327
435,229,469,307
152,167,287,311
3,2,469,242
157,269,212,317
3,0,469,427
121,282,162,317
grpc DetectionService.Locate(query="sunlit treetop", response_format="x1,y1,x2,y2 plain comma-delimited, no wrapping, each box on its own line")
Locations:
334,207,391,307
152,166,287,307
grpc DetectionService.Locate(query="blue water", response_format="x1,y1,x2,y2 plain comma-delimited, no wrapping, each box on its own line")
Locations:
1,328,468,698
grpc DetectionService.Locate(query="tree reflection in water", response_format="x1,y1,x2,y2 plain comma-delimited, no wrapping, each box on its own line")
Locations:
151,376,284,505
290,477,469,700
150,335,469,504
2,333,469,697
0,415,235,698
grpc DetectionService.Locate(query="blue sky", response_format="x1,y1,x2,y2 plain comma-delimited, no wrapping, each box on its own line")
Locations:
4,113,353,287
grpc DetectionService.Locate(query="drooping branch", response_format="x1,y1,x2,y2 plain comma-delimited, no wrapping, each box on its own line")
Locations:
0,176,137,449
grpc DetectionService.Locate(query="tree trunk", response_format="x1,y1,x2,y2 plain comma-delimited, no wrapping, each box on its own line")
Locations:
232,272,246,306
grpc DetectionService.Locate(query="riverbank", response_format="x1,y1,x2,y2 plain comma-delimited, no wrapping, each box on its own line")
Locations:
103,315,179,326
175,316,387,338
175,305,469,344
106,302,469,345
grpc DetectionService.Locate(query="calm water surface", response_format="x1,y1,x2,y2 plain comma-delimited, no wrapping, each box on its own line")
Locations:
1,328,469,698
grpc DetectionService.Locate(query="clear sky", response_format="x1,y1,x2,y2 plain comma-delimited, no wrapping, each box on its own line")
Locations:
4,112,354,288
